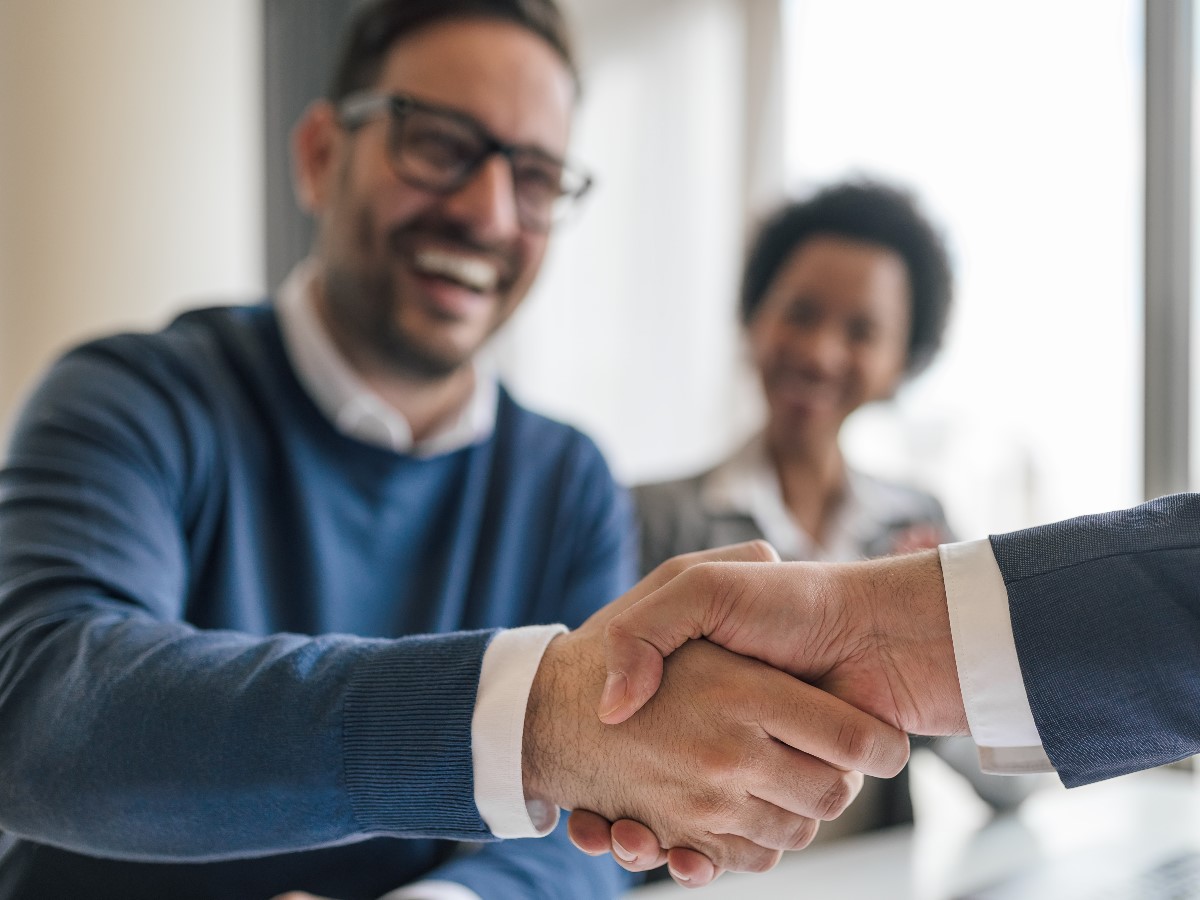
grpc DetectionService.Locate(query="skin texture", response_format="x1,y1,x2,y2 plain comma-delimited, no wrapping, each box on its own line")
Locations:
522,544,912,875
751,235,911,458
570,549,967,885
291,18,575,439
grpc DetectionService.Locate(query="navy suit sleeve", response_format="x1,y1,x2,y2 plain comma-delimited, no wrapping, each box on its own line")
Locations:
990,493,1200,786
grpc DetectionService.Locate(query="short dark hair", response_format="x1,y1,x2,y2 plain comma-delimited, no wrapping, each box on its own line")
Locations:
327,0,579,103
740,179,953,376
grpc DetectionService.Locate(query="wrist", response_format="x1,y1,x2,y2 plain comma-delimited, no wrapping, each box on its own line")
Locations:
522,632,599,813
873,549,965,734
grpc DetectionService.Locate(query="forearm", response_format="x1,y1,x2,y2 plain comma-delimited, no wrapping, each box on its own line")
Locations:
0,603,497,860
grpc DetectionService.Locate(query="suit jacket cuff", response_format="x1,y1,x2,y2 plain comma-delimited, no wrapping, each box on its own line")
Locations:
940,539,1054,774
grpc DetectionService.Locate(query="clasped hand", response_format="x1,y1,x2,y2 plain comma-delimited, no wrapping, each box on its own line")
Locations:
564,544,966,887
524,542,915,884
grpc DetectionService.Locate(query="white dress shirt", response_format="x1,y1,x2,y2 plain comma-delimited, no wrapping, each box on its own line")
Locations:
940,539,1054,774
699,433,950,562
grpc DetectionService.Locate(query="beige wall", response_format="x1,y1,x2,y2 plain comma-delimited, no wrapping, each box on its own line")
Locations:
0,0,264,435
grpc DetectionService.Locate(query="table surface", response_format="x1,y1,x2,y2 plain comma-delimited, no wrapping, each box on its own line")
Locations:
627,766,1200,899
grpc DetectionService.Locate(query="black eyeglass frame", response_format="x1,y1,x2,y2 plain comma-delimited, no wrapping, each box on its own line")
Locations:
337,91,594,231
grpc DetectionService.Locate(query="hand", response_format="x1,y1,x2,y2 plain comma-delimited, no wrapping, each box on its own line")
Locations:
525,546,911,877
569,808,725,888
568,549,965,884
598,548,967,738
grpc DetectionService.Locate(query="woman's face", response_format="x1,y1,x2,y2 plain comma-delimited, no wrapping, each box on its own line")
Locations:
748,235,912,452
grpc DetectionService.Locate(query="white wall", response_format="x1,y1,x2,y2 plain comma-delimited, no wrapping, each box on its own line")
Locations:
496,0,776,484
0,0,264,432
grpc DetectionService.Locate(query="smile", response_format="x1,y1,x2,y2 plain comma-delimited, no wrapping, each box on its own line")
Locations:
413,248,500,293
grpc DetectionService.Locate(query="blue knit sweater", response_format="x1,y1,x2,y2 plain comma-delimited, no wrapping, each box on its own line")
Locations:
0,305,637,900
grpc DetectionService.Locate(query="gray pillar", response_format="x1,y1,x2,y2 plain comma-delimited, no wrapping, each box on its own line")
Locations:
1144,0,1193,499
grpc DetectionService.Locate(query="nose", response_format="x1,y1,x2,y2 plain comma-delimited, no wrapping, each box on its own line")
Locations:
440,153,522,242
792,324,850,377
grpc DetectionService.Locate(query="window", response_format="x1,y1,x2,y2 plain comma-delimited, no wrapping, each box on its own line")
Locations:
784,0,1143,536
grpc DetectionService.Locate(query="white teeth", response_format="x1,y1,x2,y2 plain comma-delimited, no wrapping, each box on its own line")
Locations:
413,249,499,293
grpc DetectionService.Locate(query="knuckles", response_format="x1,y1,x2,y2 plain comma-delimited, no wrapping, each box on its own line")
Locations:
814,771,858,821
836,715,910,777
788,817,819,851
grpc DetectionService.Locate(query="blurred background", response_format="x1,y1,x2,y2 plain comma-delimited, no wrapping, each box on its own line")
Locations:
0,0,1192,541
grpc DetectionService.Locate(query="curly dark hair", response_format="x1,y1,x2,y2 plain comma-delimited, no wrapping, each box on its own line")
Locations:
740,179,953,376
327,0,578,102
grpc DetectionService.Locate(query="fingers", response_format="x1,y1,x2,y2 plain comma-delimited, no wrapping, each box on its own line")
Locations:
598,542,779,725
567,810,720,887
598,567,729,724
748,742,867,822
566,808,619,856
637,540,780,598
567,810,669,872
730,797,821,852
665,847,722,889
609,818,668,871
602,818,723,888
757,673,911,779
692,833,784,875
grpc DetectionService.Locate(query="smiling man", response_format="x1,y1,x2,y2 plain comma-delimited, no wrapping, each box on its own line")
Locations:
0,1,910,898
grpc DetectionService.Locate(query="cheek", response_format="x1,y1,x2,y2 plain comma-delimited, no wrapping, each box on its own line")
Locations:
859,347,907,398
745,319,782,370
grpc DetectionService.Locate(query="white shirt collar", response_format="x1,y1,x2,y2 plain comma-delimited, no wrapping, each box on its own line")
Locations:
700,433,912,562
275,258,498,457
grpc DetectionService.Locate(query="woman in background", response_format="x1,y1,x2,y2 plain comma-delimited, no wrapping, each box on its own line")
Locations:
636,179,1039,837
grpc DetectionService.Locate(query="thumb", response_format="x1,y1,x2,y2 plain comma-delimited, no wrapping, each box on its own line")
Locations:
597,542,781,724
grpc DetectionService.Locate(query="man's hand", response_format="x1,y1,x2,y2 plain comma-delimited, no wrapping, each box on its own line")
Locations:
597,549,967,736
567,549,967,886
524,545,911,878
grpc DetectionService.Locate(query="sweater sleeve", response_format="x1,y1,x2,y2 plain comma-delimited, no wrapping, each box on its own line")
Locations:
0,347,498,861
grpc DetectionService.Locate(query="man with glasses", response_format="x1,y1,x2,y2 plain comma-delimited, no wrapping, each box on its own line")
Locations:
0,1,907,898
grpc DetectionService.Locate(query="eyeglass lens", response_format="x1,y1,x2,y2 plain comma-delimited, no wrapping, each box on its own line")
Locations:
387,106,580,229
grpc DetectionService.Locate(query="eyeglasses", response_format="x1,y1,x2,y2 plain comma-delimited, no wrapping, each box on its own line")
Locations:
337,91,594,232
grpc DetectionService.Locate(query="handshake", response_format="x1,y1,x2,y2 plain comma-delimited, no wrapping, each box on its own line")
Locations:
522,540,971,888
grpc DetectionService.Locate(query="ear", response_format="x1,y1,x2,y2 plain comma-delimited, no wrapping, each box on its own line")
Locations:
291,100,342,215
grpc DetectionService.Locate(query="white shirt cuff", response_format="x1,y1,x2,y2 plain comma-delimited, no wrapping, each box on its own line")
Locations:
379,880,482,900
472,624,567,838
939,539,1054,775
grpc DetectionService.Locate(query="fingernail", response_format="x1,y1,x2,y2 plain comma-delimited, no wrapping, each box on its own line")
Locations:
598,672,627,720
669,866,691,883
568,834,605,856
612,838,638,863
